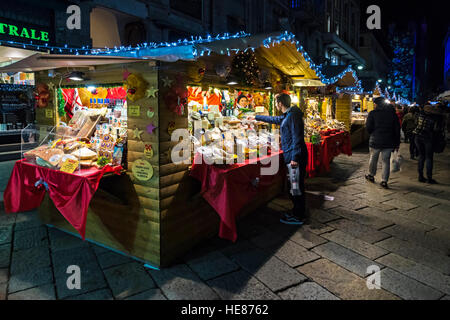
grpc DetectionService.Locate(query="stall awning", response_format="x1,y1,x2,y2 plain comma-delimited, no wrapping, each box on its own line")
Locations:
90,31,324,81
0,54,144,73
321,65,360,87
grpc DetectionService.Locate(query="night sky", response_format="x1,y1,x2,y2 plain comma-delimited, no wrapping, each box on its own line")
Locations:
360,0,449,94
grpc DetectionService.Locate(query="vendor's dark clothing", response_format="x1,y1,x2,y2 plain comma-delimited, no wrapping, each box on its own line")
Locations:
256,107,308,219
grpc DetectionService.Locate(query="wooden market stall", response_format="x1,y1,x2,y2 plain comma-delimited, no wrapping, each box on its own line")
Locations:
2,32,328,268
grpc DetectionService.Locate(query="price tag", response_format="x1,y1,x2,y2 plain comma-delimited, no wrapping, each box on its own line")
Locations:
128,105,140,117
60,159,79,174
45,109,53,118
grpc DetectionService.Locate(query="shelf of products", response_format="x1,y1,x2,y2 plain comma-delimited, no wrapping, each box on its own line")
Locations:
21,85,127,173
187,86,275,164
351,111,368,125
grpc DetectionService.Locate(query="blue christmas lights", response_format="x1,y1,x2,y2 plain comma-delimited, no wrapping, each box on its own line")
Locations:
1,30,362,86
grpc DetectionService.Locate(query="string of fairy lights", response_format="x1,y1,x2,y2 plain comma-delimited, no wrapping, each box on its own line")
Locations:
1,30,379,91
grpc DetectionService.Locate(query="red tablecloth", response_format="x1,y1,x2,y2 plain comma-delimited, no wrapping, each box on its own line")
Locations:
190,151,285,242
3,160,122,239
306,131,352,177
320,131,352,172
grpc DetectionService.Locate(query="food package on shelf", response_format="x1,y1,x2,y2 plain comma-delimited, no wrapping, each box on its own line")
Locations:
35,148,65,168
71,147,97,161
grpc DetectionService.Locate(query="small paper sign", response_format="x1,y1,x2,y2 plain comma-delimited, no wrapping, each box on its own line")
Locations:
132,159,154,181
60,159,79,174
45,109,53,118
128,105,141,117
255,106,265,113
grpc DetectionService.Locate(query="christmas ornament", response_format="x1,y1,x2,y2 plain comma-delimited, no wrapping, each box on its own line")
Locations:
162,76,174,88
126,73,149,102
123,68,132,80
146,87,159,98
144,144,154,159
147,106,155,119
215,64,231,78
167,122,176,136
146,123,157,135
164,74,188,116
35,83,51,108
133,127,143,140
187,61,206,82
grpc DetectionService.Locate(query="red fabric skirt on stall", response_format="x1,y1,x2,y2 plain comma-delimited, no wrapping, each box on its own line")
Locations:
3,160,122,239
190,152,285,242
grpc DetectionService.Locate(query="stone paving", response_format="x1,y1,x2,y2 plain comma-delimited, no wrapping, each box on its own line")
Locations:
0,141,449,300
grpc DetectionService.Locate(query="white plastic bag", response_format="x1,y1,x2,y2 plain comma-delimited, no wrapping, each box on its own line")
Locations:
391,151,402,173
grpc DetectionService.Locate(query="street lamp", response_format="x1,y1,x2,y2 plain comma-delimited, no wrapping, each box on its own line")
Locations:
377,79,383,83
357,65,364,70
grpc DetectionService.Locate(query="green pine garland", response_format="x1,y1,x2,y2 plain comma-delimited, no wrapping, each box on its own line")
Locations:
269,92,273,116
58,88,66,117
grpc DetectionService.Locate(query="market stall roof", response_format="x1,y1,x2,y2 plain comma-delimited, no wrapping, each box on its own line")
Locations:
90,31,334,83
0,54,144,73
321,65,360,88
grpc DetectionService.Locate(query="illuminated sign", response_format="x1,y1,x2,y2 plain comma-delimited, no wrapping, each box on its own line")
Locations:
0,21,49,42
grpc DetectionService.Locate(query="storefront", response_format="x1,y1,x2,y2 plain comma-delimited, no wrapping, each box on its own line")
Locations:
0,9,55,156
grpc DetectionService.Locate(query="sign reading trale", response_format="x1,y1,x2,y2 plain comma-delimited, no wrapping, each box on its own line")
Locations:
0,21,50,42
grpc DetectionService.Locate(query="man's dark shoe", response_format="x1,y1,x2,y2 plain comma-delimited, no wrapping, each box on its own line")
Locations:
410,155,415,160
380,181,389,189
427,179,438,185
280,213,304,226
365,175,375,183
418,176,427,183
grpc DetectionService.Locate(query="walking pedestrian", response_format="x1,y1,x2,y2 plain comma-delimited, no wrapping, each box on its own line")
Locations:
248,93,308,225
402,107,419,159
365,97,401,189
413,105,445,184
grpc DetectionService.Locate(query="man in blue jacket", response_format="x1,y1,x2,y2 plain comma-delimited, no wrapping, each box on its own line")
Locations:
249,93,308,225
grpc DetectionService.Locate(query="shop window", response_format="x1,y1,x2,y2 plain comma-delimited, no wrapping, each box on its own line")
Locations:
170,0,203,20
124,22,147,47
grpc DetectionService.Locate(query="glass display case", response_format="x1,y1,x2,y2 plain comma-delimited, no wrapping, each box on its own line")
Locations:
21,124,82,173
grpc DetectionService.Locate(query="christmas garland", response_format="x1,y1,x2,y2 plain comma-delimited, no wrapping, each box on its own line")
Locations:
57,88,66,117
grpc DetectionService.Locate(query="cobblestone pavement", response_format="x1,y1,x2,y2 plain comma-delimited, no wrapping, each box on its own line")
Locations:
1,142,449,300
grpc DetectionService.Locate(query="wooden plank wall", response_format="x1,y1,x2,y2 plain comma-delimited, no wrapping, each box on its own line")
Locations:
37,62,162,267
335,94,352,131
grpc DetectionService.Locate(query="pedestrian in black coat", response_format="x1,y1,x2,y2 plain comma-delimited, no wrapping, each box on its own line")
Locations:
365,97,401,189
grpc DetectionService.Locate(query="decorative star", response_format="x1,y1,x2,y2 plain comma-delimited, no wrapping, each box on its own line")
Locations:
146,87,159,98
133,128,143,140
146,123,157,135
47,83,55,91
123,69,132,80
162,76,174,88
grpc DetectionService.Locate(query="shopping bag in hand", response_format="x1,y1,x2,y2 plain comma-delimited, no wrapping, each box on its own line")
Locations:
287,164,302,196
390,151,402,173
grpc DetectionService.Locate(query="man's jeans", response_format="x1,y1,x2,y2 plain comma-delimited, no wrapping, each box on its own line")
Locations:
415,135,434,179
369,148,393,183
